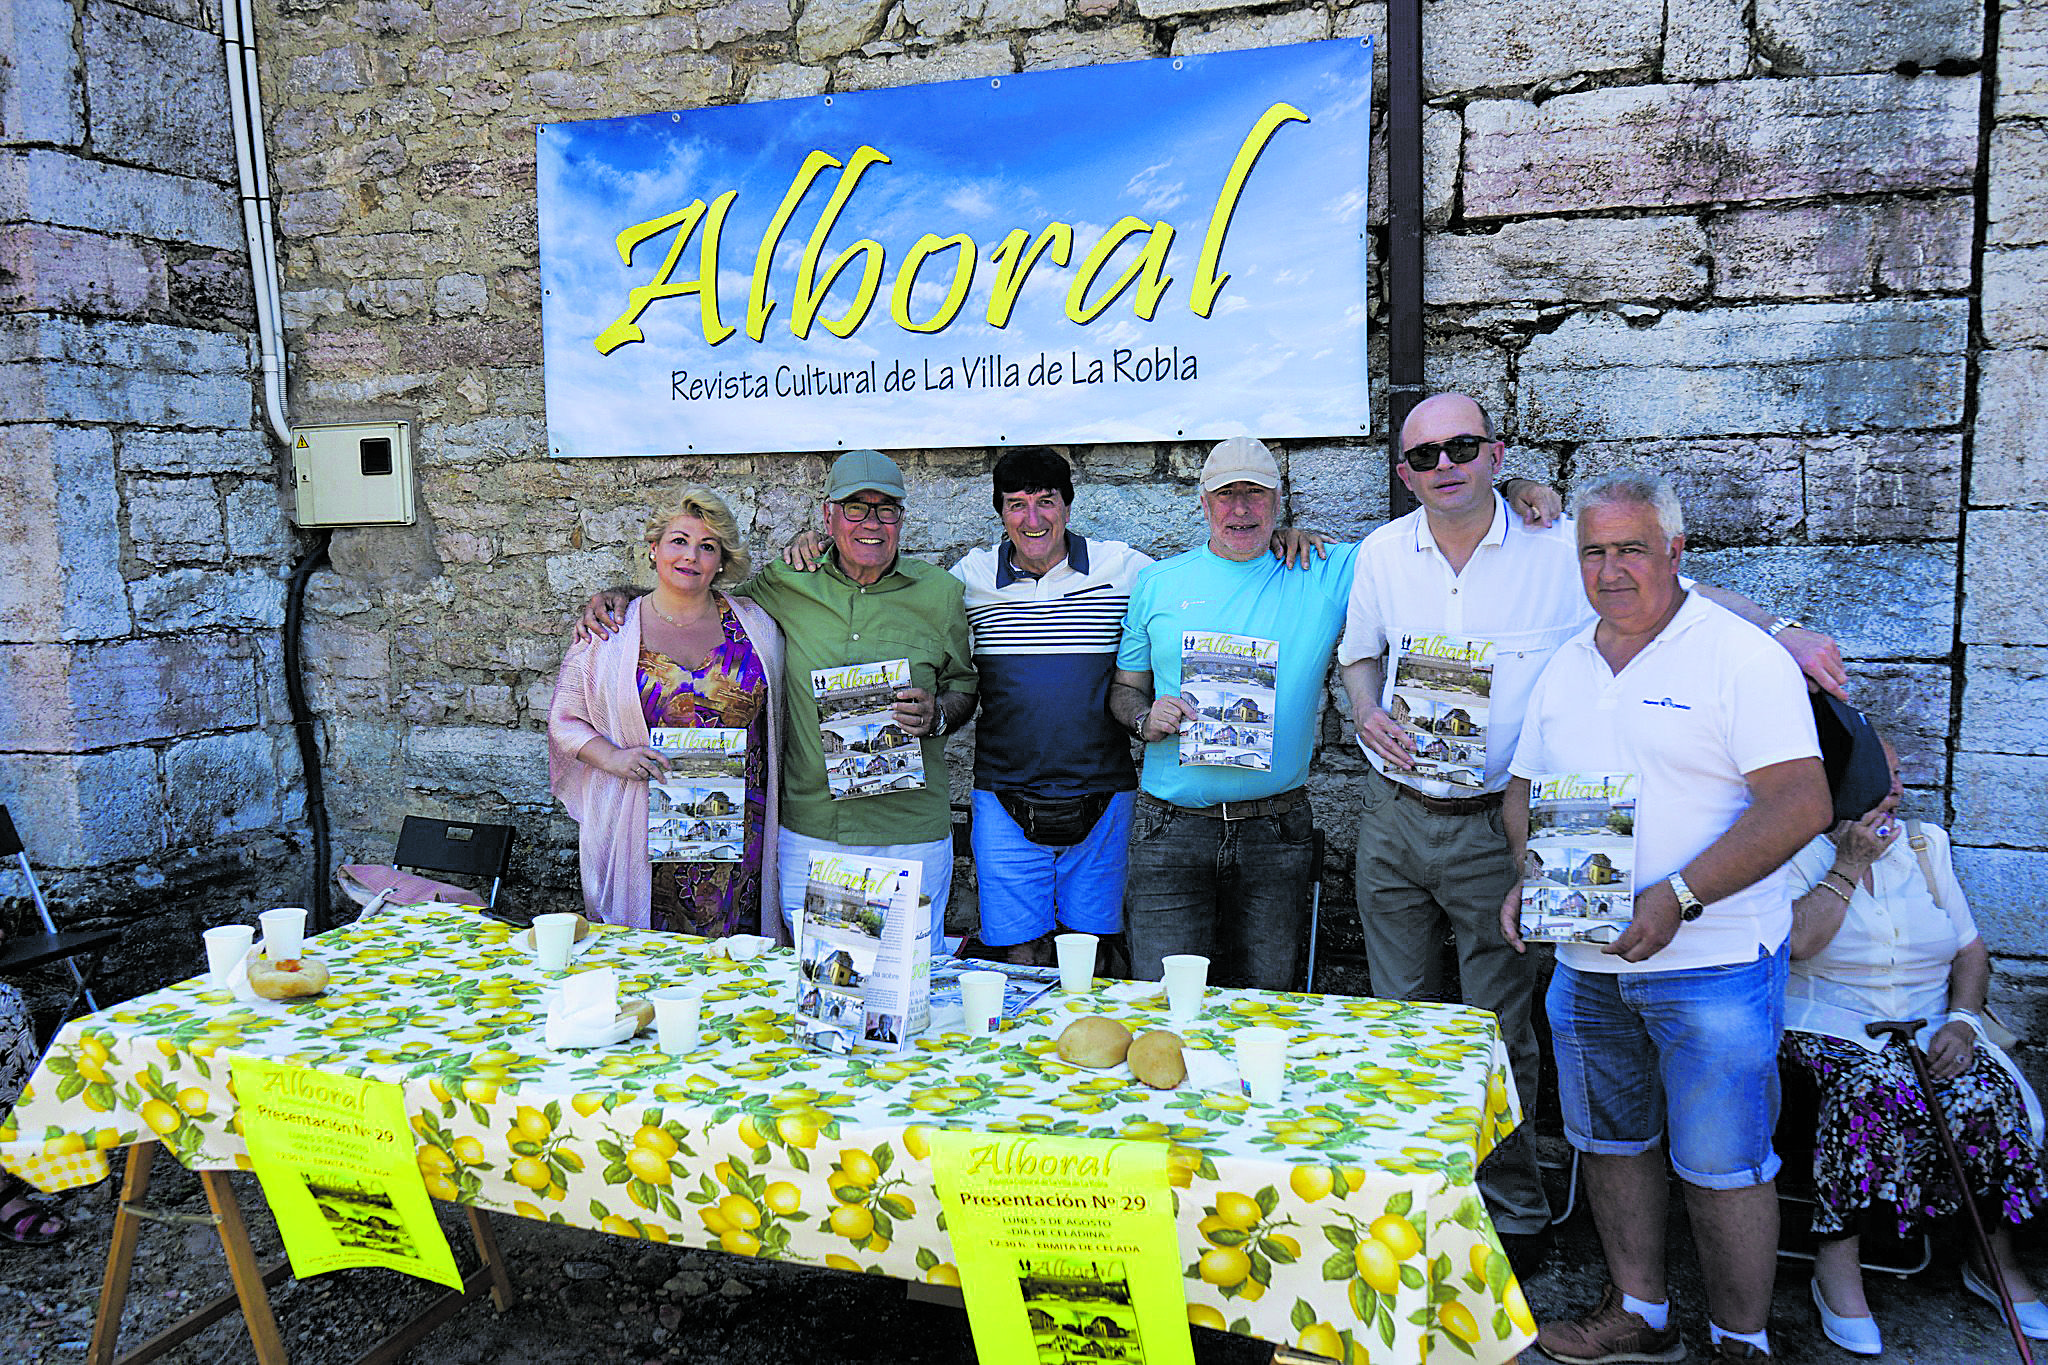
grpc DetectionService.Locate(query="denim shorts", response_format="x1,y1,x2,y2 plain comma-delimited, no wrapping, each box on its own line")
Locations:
971,789,1133,944
1547,943,1788,1190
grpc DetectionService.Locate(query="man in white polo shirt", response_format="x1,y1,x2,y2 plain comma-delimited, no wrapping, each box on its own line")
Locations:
1502,470,1831,1365
1338,393,1847,1267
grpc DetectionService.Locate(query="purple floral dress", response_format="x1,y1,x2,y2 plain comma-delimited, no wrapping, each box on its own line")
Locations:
637,599,767,937
1782,1029,2048,1237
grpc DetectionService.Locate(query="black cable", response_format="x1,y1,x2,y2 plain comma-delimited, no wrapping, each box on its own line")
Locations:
283,530,333,931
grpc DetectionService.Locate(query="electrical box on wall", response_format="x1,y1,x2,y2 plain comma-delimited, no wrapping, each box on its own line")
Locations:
291,422,416,527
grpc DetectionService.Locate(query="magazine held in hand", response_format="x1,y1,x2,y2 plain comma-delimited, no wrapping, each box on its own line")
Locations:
813,658,926,800
646,727,746,862
1178,631,1277,770
1385,632,1494,789
1520,772,1639,945
794,851,931,1054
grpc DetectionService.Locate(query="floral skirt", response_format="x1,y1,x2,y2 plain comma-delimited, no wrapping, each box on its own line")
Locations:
1782,1029,2048,1237
2,981,38,1110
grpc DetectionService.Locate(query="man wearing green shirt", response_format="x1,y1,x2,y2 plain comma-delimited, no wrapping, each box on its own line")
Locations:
582,450,976,941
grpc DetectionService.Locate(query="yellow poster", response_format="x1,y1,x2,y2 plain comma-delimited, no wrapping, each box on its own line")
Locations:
230,1057,462,1289
931,1132,1194,1365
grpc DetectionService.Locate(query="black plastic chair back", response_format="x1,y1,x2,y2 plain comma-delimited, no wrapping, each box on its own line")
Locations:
392,816,515,909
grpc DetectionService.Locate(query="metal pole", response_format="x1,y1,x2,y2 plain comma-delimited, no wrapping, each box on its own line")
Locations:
1385,0,1425,518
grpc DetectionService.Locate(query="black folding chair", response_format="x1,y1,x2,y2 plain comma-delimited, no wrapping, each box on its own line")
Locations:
0,803,119,1036
392,815,516,912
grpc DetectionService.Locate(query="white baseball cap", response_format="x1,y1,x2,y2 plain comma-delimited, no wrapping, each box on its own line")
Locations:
1199,435,1280,492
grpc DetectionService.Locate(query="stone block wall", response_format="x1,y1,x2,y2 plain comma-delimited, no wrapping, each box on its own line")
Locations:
1964,0,2048,1030
0,0,1965,1019
0,0,306,996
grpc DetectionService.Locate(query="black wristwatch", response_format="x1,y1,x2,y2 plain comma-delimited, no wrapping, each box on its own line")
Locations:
1130,707,1148,741
1667,871,1705,922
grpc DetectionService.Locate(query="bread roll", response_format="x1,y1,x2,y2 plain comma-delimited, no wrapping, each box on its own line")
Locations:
1056,1015,1133,1068
619,998,655,1035
248,954,330,999
1128,1030,1186,1090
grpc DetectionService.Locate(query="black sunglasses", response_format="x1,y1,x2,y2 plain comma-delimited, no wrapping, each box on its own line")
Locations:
1400,435,1489,472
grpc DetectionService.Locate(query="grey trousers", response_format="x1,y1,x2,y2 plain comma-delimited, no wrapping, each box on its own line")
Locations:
1354,765,1552,1235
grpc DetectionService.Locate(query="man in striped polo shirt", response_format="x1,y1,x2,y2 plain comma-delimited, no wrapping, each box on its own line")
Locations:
952,448,1155,965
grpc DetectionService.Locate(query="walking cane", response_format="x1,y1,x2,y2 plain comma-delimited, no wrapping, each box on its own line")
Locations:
1867,1017,2035,1364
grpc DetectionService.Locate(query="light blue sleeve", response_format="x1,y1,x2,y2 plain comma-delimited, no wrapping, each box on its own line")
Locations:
1115,566,1158,674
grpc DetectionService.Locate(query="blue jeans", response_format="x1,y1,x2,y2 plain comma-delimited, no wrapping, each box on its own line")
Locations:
1122,793,1315,991
1548,943,1789,1190
971,790,1133,945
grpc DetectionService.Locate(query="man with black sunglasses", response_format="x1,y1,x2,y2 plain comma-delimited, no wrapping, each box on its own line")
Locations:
1336,393,1849,1272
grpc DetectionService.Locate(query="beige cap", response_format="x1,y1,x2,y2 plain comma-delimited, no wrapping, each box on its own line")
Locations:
1199,435,1280,492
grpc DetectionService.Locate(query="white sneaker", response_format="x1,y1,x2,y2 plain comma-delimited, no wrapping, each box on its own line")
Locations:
1811,1279,1882,1356
1961,1260,2048,1340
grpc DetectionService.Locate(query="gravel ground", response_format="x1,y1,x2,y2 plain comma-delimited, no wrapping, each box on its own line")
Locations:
2,1136,2041,1363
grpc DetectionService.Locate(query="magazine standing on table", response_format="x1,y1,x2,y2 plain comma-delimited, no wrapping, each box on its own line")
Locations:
794,852,930,1054
1178,631,1277,770
813,659,925,800
1385,633,1494,790
646,727,746,862
1520,772,1639,945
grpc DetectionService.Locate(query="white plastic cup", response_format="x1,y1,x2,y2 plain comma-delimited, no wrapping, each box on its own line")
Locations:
1161,954,1209,1024
959,970,1005,1036
1236,1025,1289,1103
259,907,307,962
533,912,579,972
204,924,254,988
649,988,703,1053
1055,933,1098,993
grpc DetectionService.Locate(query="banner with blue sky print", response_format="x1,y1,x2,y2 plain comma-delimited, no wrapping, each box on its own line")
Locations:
538,38,1374,457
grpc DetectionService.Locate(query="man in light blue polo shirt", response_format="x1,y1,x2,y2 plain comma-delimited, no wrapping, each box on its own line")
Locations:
1109,437,1360,990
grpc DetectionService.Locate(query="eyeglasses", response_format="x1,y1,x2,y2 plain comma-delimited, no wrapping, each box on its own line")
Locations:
1400,435,1489,472
835,500,902,524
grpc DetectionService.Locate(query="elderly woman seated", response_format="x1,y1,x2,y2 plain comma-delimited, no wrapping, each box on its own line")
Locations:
1784,735,2047,1356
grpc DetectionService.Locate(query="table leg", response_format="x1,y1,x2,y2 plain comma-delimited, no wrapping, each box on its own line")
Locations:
87,1142,158,1365
199,1169,291,1365
466,1208,516,1311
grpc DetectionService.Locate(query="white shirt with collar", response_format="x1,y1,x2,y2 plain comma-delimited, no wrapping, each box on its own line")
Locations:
1511,589,1821,974
1338,494,1587,796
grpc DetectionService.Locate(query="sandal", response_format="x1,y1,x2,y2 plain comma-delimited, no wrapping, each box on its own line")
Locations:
0,1180,65,1246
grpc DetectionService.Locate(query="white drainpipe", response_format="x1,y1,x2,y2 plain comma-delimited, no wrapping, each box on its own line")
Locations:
221,0,292,448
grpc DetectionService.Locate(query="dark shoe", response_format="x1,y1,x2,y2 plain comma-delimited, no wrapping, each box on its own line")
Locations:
1502,1225,1554,1280
1709,1340,1770,1362
1536,1286,1684,1364
0,1195,65,1247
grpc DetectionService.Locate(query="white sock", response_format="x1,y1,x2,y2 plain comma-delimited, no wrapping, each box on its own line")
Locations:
1709,1322,1771,1354
1621,1293,1669,1330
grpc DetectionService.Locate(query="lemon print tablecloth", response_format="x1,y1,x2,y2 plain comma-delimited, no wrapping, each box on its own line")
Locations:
1,907,1535,1363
